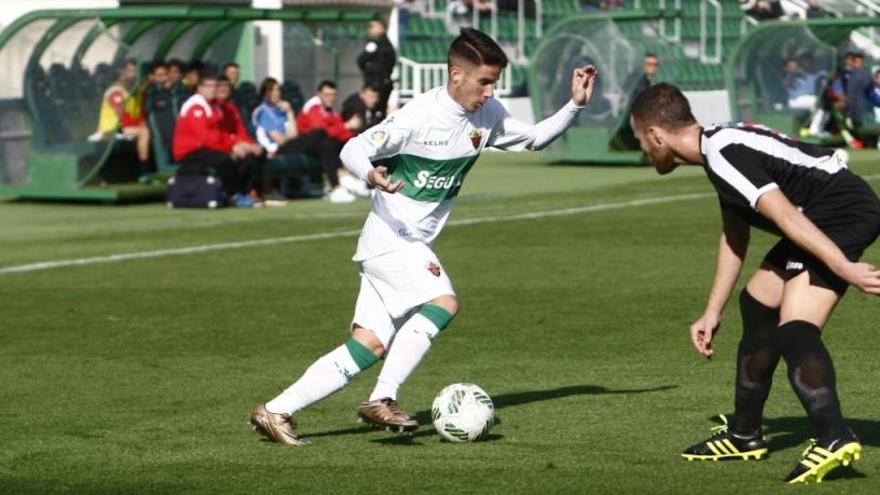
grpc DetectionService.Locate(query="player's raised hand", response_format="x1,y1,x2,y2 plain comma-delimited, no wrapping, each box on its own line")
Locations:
839,261,880,295
571,64,598,107
690,312,720,359
368,165,404,194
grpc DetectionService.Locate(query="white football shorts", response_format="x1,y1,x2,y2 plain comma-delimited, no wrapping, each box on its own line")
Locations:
351,243,455,347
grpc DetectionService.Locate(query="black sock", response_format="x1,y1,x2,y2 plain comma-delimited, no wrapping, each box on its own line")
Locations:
732,289,781,436
139,159,152,176
775,320,849,443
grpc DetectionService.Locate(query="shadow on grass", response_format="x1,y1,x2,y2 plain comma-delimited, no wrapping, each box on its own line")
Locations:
699,415,877,482
305,384,677,443
763,416,880,451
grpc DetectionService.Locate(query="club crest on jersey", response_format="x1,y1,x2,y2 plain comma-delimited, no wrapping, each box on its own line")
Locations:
427,262,442,277
469,129,482,149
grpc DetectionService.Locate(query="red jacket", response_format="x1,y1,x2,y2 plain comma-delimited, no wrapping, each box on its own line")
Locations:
296,95,354,143
172,94,235,160
214,99,254,145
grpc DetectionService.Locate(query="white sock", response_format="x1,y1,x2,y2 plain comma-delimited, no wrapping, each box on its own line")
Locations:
265,341,374,415
369,314,441,401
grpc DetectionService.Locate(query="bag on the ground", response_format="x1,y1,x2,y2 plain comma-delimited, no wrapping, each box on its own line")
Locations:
165,174,227,209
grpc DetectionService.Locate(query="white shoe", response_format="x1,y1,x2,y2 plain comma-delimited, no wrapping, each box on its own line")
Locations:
327,186,357,204
339,173,371,198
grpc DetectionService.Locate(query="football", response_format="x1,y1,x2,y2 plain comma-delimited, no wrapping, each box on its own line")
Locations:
431,383,495,442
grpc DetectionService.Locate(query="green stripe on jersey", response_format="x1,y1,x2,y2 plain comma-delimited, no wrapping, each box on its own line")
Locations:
386,153,479,202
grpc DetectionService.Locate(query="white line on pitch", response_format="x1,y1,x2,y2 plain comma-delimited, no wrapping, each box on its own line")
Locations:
0,191,744,275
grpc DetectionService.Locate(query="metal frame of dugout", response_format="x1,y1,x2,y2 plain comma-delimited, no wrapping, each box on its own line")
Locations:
528,11,681,166
726,17,880,147
0,4,385,202
531,14,880,165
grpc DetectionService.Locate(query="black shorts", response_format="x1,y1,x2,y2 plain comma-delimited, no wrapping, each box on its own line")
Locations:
763,176,880,295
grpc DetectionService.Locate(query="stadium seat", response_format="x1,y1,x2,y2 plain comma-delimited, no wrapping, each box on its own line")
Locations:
234,81,260,136
281,80,304,113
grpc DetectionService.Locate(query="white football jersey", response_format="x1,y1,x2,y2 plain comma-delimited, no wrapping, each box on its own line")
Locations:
351,86,539,261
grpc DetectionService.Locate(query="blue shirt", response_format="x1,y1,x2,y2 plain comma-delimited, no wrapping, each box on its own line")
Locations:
253,101,287,135
868,83,880,107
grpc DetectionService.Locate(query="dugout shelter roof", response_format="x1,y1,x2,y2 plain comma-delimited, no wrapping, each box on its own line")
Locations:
725,17,880,140
0,3,385,200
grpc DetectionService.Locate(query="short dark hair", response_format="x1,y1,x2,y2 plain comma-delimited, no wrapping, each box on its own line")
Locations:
259,77,279,99
217,75,231,85
186,61,205,74
645,52,658,59
198,72,218,86
317,80,337,92
222,62,239,72
167,58,185,71
448,28,508,70
361,81,382,93
368,18,387,29
148,61,167,74
630,83,697,131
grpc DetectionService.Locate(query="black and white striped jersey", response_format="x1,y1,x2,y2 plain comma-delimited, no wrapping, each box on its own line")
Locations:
700,122,852,233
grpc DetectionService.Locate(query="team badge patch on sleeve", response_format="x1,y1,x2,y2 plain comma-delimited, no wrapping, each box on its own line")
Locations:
369,129,389,147
427,262,442,277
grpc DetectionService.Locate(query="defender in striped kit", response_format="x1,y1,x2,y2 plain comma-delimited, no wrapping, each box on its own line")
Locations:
630,83,880,483
250,28,598,443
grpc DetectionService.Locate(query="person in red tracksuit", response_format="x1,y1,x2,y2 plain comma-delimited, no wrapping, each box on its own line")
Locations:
295,80,370,201
296,80,363,144
214,75,286,204
173,73,263,207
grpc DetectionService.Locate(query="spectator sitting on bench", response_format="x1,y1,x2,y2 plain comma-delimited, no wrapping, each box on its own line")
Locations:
144,62,175,156
166,58,192,110
253,78,364,204
342,82,383,132
223,62,241,90
173,73,264,208
144,62,169,109
297,80,370,200
183,61,204,92
213,75,284,205
91,58,153,184
783,57,816,111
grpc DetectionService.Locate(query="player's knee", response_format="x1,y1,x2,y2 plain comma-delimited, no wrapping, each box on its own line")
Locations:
351,325,386,357
430,295,458,317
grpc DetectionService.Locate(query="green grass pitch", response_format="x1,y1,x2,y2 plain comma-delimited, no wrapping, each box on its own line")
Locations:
2,151,880,493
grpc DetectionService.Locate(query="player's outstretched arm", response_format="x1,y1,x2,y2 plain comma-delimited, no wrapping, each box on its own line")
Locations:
529,65,598,150
488,65,597,152
691,209,750,358
757,189,880,295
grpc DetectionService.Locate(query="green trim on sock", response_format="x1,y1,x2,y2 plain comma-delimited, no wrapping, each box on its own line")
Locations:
345,338,379,371
419,304,455,331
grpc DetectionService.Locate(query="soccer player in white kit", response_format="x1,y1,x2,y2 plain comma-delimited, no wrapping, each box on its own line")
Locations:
251,28,598,444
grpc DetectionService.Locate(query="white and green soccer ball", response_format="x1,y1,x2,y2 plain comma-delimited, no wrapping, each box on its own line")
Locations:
431,383,494,442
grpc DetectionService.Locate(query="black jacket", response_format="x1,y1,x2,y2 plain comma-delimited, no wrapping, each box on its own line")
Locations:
341,92,381,130
357,35,396,82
